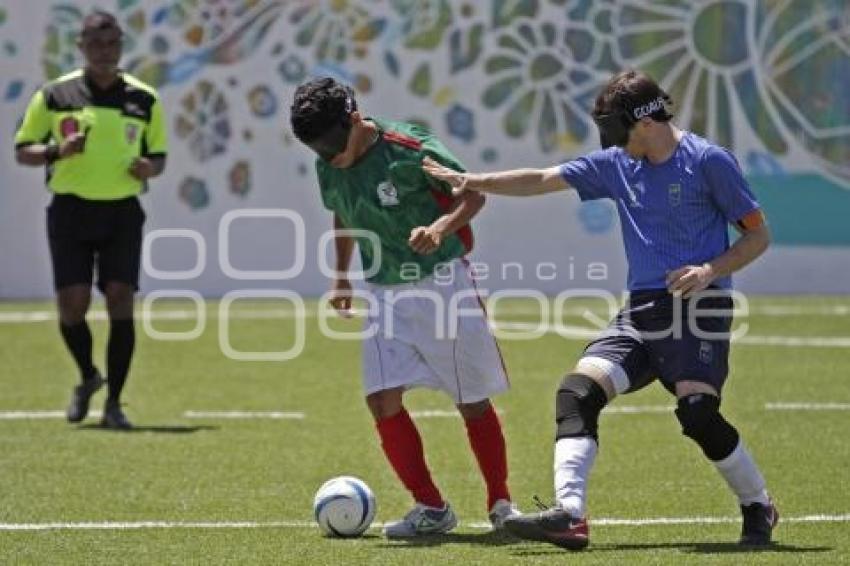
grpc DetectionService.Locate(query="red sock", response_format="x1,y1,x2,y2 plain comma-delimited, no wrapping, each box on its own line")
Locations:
464,404,511,510
375,408,444,508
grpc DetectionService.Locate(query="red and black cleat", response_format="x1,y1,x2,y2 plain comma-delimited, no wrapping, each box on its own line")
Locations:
503,499,589,551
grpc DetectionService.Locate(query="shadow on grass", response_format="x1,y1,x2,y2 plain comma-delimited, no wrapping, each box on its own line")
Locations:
76,424,219,434
510,541,832,556
377,530,518,548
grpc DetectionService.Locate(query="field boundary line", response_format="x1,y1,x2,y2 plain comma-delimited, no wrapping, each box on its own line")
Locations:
0,514,848,531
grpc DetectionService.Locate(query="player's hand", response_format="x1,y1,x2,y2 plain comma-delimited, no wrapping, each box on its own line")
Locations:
666,264,715,298
129,157,156,180
409,225,442,255
328,278,355,318
422,156,471,197
58,132,87,158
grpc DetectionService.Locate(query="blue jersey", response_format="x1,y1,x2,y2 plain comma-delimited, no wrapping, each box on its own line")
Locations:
560,132,760,291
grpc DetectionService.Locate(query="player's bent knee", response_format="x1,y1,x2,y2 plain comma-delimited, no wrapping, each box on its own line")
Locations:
575,356,628,398
675,394,739,461
456,399,490,420
555,373,608,441
365,388,404,420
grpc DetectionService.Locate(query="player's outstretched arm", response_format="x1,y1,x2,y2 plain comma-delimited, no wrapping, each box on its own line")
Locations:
422,156,570,197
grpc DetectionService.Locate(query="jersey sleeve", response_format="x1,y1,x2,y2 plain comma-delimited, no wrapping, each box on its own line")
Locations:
144,96,168,156
14,89,51,148
701,146,760,224
559,149,613,201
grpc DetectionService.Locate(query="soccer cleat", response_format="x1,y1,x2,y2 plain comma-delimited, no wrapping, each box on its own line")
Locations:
740,499,779,545
66,371,105,423
383,503,457,538
503,497,589,550
101,400,133,430
488,499,521,530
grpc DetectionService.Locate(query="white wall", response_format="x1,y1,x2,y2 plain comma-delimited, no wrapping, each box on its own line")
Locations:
1,0,848,298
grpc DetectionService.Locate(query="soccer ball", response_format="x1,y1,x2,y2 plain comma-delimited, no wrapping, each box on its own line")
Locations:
313,476,376,537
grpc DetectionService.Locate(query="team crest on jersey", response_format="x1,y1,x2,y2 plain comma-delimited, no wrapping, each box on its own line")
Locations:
377,181,400,206
59,116,80,138
668,183,682,207
125,123,139,144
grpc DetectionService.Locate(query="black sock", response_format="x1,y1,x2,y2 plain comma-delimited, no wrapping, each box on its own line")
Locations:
107,319,135,403
59,321,96,382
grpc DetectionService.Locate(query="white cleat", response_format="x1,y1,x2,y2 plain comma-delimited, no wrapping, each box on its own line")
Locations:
488,499,521,530
383,503,458,538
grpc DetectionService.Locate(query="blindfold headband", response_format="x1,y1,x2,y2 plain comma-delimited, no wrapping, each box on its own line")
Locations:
592,94,672,149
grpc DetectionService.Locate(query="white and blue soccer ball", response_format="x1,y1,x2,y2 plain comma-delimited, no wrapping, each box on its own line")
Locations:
313,476,376,537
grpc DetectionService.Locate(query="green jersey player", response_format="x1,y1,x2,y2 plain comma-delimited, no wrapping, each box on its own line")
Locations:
290,77,517,537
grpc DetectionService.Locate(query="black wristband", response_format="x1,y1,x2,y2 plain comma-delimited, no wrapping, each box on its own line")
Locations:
44,144,60,164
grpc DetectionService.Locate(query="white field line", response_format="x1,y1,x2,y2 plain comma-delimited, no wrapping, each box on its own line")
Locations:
605,405,674,414
1,302,849,323
183,411,305,420
1,309,847,348
409,410,461,418
0,410,301,421
765,403,850,411
494,305,850,317
0,514,847,531
0,410,485,422
409,409,507,419
0,410,102,420
493,321,850,348
0,309,310,323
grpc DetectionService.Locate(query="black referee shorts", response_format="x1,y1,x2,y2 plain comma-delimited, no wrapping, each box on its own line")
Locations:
46,193,146,292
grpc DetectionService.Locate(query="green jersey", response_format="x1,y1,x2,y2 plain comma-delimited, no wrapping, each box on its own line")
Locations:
14,69,167,200
317,118,473,285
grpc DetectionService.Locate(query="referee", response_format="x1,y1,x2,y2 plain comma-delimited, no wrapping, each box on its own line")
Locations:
14,11,167,429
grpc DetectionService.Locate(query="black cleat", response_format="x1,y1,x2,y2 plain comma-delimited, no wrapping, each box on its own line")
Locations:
101,400,133,430
740,499,779,545
503,497,589,551
66,372,105,423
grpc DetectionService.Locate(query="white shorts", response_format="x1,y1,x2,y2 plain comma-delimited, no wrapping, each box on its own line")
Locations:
361,258,510,404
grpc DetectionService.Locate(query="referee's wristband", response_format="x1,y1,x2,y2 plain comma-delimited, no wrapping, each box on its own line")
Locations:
44,144,60,164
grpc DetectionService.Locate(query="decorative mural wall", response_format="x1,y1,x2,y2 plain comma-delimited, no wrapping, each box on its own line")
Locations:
1,0,848,297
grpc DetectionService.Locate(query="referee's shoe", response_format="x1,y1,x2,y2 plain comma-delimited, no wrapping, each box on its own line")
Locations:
66,371,104,423
102,399,133,430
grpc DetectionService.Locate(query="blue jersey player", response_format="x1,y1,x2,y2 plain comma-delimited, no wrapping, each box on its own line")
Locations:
423,70,776,550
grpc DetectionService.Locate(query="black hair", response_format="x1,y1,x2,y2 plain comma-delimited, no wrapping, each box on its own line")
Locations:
290,77,358,143
81,10,122,37
593,69,673,123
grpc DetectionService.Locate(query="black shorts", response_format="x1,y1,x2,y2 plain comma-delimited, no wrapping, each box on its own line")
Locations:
583,289,733,394
46,194,146,292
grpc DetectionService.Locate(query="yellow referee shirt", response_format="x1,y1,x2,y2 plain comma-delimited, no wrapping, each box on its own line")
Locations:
14,69,167,200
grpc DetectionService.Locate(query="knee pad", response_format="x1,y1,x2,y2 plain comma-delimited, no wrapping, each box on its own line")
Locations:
555,373,608,441
675,394,739,461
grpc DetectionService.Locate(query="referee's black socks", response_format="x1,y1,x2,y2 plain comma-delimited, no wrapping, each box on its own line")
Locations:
107,319,135,402
59,321,97,382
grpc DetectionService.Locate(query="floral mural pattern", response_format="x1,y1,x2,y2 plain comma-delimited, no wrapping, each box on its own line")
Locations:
7,0,848,214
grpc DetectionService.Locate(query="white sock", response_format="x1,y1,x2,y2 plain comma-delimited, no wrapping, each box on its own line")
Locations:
553,437,597,517
714,441,769,506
